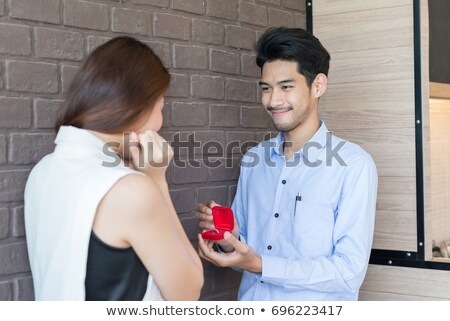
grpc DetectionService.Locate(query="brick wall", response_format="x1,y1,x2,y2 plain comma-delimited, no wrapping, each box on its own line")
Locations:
0,0,306,301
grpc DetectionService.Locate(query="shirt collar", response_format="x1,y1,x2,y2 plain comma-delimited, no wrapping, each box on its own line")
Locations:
270,120,330,163
55,125,106,151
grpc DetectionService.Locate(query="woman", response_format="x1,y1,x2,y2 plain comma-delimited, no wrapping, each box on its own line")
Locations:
24,37,204,301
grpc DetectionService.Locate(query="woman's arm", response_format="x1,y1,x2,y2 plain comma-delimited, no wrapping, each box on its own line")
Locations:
94,130,203,300
96,174,204,301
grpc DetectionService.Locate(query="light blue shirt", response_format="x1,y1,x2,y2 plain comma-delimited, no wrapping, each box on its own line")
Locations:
231,121,378,300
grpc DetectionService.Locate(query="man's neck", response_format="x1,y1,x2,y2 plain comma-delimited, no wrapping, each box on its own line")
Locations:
283,116,320,160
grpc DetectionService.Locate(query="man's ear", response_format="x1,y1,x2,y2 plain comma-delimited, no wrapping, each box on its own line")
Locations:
312,73,328,98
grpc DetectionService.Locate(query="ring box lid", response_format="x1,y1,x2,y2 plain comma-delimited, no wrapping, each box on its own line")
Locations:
201,206,234,240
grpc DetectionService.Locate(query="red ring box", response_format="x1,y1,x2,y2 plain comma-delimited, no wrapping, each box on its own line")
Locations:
201,206,234,240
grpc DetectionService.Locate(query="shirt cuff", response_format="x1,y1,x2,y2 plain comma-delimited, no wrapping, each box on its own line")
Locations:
260,254,287,282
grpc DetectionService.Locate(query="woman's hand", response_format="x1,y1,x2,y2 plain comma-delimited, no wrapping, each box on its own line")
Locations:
128,130,173,181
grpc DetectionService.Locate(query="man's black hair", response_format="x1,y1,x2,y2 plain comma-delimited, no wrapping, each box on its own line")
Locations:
256,27,331,88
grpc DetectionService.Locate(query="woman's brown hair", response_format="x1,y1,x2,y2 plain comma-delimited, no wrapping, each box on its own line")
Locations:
55,36,170,133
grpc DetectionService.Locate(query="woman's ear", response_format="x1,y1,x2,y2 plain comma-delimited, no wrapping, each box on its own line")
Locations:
312,73,328,98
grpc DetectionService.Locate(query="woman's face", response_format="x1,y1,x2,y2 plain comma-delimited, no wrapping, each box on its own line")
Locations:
138,95,165,133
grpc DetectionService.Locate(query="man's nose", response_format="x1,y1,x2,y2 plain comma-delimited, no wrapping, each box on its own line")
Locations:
269,88,285,108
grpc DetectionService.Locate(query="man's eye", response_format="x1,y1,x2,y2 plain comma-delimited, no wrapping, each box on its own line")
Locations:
282,85,293,90
261,87,271,92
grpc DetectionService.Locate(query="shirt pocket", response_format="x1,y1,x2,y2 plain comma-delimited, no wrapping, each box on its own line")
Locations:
292,200,334,257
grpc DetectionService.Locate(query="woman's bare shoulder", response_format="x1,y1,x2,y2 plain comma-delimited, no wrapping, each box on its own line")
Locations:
105,174,163,213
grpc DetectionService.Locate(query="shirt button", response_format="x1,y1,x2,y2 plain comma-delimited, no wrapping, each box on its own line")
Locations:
281,180,286,184
267,245,272,250
274,213,279,218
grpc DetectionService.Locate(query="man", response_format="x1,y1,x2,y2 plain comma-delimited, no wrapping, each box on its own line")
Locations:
196,27,378,300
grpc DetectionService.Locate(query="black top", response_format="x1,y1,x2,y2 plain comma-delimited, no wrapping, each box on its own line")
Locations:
85,232,148,301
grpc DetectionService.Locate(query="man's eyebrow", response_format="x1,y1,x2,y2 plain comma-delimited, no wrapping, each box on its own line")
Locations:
258,79,295,86
278,78,295,85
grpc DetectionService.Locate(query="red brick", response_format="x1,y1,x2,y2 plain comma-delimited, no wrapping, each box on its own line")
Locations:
172,162,208,184
225,25,256,50
170,188,196,214
11,206,24,237
0,23,31,56
6,61,58,93
172,102,209,127
15,277,35,301
192,75,224,100
34,27,84,61
268,7,294,27
179,214,200,241
240,1,267,27
172,0,205,14
61,64,79,93
194,130,226,156
34,99,64,129
256,130,277,142
241,106,268,128
0,282,13,301
63,0,108,31
225,78,257,103
207,0,238,20
131,0,169,7
226,131,257,151
228,184,237,205
193,19,224,45
197,185,228,207
9,133,55,165
295,13,307,28
208,158,240,182
0,135,6,164
242,53,261,78
0,170,29,202
0,242,30,275
173,45,208,70
283,0,306,11
86,35,111,54
159,131,186,157
143,41,171,67
0,97,32,128
111,7,152,36
210,104,239,128
209,264,241,292
154,13,190,41
166,73,189,98
210,49,240,75
0,208,9,239
9,0,60,24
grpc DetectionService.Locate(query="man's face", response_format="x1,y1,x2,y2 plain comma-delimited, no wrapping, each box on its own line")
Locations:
259,60,316,133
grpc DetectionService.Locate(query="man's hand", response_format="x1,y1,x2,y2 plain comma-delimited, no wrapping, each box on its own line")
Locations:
195,200,239,252
198,232,262,273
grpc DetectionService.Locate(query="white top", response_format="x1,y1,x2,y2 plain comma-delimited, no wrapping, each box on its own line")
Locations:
24,125,163,301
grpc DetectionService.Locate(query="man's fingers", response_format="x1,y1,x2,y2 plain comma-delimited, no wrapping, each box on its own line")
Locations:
199,221,215,230
195,203,212,215
223,232,247,254
206,200,221,208
194,211,213,222
198,234,215,257
198,234,227,266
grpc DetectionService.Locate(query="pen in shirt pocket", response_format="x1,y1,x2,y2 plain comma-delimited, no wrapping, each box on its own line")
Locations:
293,192,302,216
